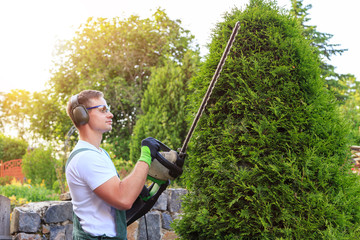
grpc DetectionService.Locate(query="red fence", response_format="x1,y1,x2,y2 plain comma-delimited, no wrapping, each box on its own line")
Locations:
0,159,25,182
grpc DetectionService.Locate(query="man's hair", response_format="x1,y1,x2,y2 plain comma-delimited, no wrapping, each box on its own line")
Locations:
67,90,104,126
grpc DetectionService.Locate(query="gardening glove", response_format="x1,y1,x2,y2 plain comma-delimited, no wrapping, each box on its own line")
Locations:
138,137,160,167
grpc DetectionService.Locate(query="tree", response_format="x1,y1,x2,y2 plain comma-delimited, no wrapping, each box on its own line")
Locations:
129,50,200,163
290,0,349,102
28,90,71,142
0,90,31,139
174,1,360,239
43,9,197,160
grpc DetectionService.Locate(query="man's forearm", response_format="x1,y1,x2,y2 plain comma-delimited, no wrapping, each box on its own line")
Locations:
118,161,149,207
93,161,149,210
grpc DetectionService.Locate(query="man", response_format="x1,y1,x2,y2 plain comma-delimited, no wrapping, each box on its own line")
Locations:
65,90,159,239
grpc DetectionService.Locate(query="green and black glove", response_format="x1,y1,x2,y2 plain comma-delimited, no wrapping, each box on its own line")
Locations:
138,137,160,167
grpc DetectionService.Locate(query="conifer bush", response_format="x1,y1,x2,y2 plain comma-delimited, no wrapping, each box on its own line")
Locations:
129,51,199,163
174,1,360,239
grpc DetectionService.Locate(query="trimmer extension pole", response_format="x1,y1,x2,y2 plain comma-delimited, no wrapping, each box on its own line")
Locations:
180,21,240,154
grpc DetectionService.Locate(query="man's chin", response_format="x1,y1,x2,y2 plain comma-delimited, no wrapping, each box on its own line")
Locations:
104,126,112,133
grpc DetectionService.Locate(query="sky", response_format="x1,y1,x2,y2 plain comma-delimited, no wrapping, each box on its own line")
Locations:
0,0,359,93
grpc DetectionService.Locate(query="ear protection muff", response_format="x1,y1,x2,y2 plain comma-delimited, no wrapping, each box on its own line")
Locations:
70,94,89,125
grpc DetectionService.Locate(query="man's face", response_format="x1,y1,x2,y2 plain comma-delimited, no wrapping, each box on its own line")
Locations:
87,97,113,133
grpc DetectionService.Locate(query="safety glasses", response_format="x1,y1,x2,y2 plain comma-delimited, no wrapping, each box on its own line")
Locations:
86,105,111,113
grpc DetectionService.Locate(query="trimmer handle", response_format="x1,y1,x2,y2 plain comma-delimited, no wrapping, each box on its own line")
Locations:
157,140,186,166
157,140,171,152
126,180,170,226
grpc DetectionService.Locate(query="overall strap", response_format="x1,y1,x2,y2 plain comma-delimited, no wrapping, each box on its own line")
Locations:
66,148,97,170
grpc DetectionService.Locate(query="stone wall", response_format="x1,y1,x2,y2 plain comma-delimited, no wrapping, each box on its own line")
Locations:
9,188,187,240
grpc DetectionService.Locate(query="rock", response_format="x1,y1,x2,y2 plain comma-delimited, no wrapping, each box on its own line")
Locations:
152,190,167,211
138,212,161,240
167,189,187,213
11,207,41,234
59,192,71,201
22,202,51,216
13,233,42,240
44,202,72,223
42,225,50,234
65,224,73,240
126,220,139,240
49,225,66,240
161,212,173,230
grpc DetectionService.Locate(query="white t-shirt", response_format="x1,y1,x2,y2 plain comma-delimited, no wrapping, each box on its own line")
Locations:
66,140,118,237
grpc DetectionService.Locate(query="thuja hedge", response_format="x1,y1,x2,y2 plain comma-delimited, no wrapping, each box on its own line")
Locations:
174,1,360,239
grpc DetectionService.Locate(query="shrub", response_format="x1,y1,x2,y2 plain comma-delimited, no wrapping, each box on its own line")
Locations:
174,1,360,239
22,145,57,189
0,133,28,162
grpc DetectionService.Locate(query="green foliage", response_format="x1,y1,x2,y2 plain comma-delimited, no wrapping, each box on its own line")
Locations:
0,90,32,139
337,74,360,144
0,133,28,162
129,51,200,163
0,179,58,207
0,90,55,146
174,1,360,239
27,90,71,143
22,145,58,189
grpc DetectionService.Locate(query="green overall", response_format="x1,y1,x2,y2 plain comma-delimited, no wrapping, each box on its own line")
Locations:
66,148,127,240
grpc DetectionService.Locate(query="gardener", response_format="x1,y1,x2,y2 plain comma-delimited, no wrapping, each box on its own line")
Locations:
65,89,159,239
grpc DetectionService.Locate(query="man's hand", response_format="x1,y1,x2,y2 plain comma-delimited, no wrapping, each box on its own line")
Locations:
138,137,160,167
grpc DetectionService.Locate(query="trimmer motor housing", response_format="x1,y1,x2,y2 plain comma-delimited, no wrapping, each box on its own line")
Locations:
148,143,184,181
